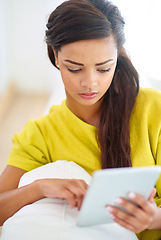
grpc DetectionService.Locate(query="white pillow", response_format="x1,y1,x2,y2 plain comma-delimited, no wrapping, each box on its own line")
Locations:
18,160,92,187
1,161,137,240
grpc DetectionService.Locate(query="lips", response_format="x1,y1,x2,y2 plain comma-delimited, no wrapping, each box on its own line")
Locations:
79,92,97,100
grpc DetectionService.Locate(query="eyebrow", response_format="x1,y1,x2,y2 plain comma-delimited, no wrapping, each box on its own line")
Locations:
64,59,114,66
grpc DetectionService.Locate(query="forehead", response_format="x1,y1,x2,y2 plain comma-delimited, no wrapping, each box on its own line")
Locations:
58,37,117,63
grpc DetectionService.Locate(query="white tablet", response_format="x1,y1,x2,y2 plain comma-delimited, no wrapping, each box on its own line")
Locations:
77,166,161,227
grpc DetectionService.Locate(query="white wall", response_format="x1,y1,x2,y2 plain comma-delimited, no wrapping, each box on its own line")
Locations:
114,0,161,89
0,0,64,95
0,0,9,95
0,0,161,96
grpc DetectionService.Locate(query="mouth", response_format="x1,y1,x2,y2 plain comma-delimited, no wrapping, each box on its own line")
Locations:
79,92,98,100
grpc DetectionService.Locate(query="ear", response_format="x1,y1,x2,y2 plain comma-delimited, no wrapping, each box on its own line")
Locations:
52,48,59,68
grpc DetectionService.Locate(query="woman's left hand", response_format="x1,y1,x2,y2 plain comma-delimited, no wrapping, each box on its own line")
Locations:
106,188,161,233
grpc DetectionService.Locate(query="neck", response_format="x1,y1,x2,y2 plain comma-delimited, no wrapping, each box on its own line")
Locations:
66,98,102,127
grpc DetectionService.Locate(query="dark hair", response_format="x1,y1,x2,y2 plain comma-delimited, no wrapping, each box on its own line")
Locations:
46,0,139,168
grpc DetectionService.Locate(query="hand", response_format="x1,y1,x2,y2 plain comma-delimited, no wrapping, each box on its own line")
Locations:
37,178,88,210
106,188,160,233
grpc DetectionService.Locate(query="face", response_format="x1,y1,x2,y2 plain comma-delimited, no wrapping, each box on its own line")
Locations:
54,37,117,110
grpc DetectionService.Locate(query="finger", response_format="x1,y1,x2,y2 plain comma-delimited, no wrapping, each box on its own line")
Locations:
114,197,143,217
57,188,76,207
77,195,84,210
107,195,155,229
66,180,87,208
128,192,155,216
67,179,87,192
114,195,155,223
106,205,149,233
78,179,89,190
106,203,142,226
68,180,87,210
106,205,136,229
148,188,156,201
74,182,87,210
110,213,141,233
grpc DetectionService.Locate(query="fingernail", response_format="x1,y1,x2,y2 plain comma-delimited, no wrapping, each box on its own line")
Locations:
114,197,122,204
106,206,113,213
128,192,136,199
110,214,116,220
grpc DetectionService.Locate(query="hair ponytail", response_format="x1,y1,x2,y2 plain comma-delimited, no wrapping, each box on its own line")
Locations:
98,48,139,168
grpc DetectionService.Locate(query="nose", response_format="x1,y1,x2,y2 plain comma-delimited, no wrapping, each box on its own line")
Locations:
80,71,97,88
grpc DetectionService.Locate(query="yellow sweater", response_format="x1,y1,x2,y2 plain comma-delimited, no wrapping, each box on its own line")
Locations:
7,88,161,239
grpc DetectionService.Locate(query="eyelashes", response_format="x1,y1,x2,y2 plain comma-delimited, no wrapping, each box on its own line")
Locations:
67,67,111,73
99,68,111,73
67,67,81,73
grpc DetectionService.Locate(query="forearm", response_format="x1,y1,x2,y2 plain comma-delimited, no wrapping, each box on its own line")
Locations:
0,180,43,226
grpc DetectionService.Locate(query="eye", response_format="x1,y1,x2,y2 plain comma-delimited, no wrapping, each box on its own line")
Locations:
98,68,111,73
67,67,82,73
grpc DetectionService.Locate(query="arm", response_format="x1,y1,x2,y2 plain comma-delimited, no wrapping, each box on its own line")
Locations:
0,166,41,226
0,166,88,226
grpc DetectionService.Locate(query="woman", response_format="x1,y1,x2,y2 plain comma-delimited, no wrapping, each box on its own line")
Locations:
0,0,161,239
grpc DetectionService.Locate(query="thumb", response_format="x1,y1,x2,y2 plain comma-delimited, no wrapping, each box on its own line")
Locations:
148,188,156,202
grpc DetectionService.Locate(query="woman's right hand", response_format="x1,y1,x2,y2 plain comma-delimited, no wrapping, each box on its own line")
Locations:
37,178,88,210
0,166,88,225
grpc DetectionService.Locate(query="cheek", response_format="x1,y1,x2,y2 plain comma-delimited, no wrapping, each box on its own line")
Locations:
60,71,79,92
106,65,116,85
101,71,115,90
60,71,70,85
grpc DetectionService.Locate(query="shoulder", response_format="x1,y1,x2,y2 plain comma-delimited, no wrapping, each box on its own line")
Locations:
130,88,161,128
12,101,67,144
130,88,161,142
137,88,161,104
36,100,67,126
133,88,161,113
48,100,66,115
